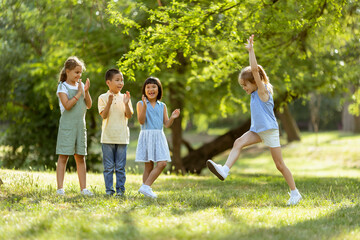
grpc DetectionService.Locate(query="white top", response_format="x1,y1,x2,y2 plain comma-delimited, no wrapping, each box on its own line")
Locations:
56,81,85,114
98,91,133,144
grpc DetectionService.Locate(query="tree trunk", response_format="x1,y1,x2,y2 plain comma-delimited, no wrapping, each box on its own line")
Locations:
0,178,3,186
342,101,354,132
182,119,251,174
354,115,360,133
276,104,301,142
309,92,321,133
342,85,360,133
169,83,185,174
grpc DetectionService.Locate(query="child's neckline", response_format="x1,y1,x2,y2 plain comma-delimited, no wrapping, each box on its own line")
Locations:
65,80,77,87
109,90,120,95
149,100,157,108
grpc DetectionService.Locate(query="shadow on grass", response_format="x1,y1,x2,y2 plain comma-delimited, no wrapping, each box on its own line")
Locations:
14,212,58,239
87,208,140,240
224,204,360,240
155,173,360,212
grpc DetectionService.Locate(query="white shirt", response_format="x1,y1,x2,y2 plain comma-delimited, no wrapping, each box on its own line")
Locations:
56,81,85,114
98,91,133,144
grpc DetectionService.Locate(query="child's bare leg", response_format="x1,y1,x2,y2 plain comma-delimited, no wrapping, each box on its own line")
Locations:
143,162,154,183
144,161,167,186
74,154,87,190
56,155,69,189
225,131,262,168
270,147,296,190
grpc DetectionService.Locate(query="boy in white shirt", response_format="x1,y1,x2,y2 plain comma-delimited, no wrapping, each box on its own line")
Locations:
98,69,133,196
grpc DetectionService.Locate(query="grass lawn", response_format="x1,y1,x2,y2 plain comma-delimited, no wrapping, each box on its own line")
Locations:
1,131,360,240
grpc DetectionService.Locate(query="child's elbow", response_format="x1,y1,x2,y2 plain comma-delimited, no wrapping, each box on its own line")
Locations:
126,112,133,119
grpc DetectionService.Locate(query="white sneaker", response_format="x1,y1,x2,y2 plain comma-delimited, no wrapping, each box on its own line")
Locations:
287,192,302,206
206,160,228,181
138,185,157,198
81,188,94,196
56,188,65,196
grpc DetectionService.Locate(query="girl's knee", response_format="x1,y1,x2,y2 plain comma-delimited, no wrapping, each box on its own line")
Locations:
275,162,285,172
58,155,68,164
75,155,85,164
157,161,167,169
233,138,244,149
145,162,154,169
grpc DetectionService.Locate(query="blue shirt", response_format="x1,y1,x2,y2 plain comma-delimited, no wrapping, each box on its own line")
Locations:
139,100,165,130
250,89,278,133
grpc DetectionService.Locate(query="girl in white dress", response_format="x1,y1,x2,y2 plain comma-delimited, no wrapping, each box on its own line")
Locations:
135,77,180,198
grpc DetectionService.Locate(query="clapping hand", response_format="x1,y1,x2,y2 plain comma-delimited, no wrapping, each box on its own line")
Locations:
108,94,114,104
123,91,131,104
142,94,147,106
84,78,90,92
77,79,83,94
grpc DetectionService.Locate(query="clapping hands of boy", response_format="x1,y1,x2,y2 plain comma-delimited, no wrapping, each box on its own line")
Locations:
123,91,131,105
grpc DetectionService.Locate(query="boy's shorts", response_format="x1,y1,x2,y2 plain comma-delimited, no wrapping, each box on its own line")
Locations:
256,129,281,148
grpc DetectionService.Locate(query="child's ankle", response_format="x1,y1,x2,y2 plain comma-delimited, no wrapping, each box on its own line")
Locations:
291,188,300,195
223,165,230,175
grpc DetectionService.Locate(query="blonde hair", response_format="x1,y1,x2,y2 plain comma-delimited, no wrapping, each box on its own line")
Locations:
58,56,86,83
239,65,273,94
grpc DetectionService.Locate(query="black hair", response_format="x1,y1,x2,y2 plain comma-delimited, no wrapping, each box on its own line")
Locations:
105,68,123,81
141,77,163,100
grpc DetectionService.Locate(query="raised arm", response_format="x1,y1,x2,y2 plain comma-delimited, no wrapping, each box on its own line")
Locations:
137,95,147,125
245,35,269,102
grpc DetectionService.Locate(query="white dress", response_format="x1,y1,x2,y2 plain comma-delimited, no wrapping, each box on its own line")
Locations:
135,100,171,162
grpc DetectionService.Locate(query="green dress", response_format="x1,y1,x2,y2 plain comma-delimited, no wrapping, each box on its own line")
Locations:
56,82,87,156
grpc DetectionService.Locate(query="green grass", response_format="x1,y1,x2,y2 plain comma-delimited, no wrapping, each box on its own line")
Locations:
1,131,360,240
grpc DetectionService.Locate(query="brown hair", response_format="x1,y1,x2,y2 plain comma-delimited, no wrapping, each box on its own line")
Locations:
58,56,86,83
239,65,273,94
142,77,163,100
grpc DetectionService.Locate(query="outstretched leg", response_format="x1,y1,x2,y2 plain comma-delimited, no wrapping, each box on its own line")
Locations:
225,131,262,168
207,131,261,180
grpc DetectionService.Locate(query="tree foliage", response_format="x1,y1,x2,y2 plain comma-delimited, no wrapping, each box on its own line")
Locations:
0,0,359,170
108,0,348,112
0,0,134,169
107,0,350,171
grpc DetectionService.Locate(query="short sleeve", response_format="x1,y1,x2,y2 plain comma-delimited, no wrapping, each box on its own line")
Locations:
98,94,106,114
56,83,68,97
